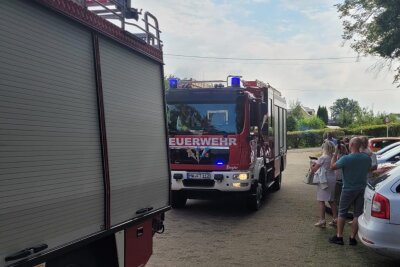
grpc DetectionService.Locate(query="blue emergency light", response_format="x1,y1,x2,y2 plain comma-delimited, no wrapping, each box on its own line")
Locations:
231,76,241,87
169,78,178,89
216,160,224,165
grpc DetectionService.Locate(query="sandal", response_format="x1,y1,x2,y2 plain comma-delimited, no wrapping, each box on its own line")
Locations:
329,219,337,226
314,220,326,228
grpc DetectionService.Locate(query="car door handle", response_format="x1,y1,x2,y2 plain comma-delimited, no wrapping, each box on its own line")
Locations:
5,244,48,262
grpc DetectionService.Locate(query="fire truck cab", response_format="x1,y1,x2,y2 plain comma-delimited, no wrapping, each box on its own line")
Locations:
166,76,287,210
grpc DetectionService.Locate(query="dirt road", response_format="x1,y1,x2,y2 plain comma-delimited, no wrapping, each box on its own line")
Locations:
147,148,399,266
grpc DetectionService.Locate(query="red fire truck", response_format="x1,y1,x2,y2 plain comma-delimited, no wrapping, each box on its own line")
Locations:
166,76,287,210
0,1,169,266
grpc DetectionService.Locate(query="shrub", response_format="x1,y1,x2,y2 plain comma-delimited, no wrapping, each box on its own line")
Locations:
287,129,345,149
287,123,400,149
344,123,400,137
287,115,298,131
297,116,325,131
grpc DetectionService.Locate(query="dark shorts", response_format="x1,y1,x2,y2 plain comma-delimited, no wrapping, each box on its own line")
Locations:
338,188,365,218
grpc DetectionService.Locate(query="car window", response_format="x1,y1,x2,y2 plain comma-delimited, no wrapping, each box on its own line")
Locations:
369,165,400,189
388,153,400,163
369,173,390,189
381,146,400,159
381,140,397,149
376,142,400,155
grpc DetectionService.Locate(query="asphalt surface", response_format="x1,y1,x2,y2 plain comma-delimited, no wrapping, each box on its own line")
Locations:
147,148,399,267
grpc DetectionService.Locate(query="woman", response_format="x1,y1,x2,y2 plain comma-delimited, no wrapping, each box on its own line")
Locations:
360,136,377,178
335,141,348,182
311,141,338,227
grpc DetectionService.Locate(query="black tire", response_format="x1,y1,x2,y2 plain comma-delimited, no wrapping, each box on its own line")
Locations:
171,191,187,209
271,173,282,192
247,182,263,211
260,170,268,197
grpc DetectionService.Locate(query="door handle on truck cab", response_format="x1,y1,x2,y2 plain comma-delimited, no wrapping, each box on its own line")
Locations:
5,244,48,262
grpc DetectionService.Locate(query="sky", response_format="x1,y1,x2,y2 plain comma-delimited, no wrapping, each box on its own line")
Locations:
132,0,400,114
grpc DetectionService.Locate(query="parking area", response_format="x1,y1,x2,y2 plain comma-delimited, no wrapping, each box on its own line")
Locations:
148,148,399,266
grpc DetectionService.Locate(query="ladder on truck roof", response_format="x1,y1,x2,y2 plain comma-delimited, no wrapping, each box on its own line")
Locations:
80,0,162,49
171,75,243,89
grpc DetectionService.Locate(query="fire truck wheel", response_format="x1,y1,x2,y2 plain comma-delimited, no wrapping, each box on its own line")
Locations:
260,170,268,197
247,182,263,211
271,173,282,192
171,191,187,209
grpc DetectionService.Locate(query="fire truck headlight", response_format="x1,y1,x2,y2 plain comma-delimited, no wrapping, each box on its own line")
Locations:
233,173,249,180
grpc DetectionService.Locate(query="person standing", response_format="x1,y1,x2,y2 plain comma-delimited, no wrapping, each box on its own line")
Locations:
325,132,337,146
329,137,371,245
311,141,338,227
360,136,378,178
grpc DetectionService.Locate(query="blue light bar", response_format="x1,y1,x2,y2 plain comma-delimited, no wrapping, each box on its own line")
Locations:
231,76,241,87
216,161,224,165
169,78,178,89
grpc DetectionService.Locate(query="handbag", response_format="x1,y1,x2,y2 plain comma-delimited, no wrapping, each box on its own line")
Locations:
304,168,319,185
317,167,329,189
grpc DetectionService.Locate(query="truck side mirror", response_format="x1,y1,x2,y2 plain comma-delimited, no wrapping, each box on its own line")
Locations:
260,103,268,134
250,101,258,127
261,103,268,116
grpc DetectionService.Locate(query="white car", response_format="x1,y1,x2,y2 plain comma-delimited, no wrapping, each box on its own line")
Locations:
358,166,400,259
376,145,400,164
376,141,400,156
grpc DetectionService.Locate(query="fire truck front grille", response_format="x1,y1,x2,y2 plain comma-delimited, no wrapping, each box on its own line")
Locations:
183,179,215,187
170,148,229,165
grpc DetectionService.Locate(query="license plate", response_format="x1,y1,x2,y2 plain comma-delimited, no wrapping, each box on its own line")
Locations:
187,172,211,179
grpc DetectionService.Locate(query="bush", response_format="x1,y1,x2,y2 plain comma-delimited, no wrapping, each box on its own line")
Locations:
344,123,400,137
288,129,345,149
287,115,298,131
287,123,400,149
297,116,325,131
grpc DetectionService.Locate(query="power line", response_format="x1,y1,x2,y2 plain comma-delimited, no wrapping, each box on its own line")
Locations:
164,53,363,61
282,88,398,92
165,56,372,65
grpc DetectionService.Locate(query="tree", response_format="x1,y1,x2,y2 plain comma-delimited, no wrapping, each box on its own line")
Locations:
297,116,325,131
330,98,361,127
322,107,329,125
289,100,305,120
317,105,321,118
287,115,298,131
317,106,329,125
353,107,375,127
336,0,400,85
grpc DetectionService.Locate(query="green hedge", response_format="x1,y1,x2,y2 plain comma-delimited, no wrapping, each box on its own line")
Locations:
287,123,400,149
288,129,345,149
344,123,400,137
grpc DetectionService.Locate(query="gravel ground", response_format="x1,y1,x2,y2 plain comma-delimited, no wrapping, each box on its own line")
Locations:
147,148,399,267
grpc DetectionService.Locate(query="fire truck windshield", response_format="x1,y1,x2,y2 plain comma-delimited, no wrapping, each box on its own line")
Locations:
167,102,244,135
